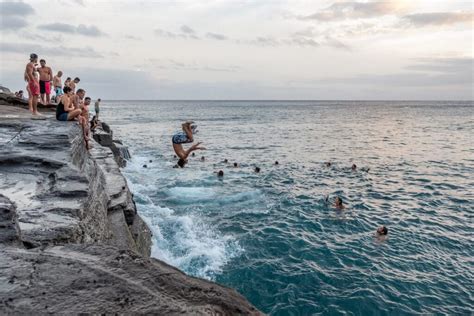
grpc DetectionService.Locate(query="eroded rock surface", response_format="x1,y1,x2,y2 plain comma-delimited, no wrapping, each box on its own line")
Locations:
0,104,261,314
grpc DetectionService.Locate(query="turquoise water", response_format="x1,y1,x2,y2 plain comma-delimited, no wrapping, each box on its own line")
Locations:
101,101,473,315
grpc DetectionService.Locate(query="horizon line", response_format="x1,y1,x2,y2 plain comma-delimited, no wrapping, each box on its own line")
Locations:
101,99,474,102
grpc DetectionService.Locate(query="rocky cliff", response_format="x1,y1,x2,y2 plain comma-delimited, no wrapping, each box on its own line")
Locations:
0,99,261,315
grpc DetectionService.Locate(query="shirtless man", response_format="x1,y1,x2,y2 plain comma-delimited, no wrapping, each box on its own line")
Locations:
53,71,63,102
24,53,40,115
172,121,205,168
38,59,53,105
72,88,86,114
69,77,80,93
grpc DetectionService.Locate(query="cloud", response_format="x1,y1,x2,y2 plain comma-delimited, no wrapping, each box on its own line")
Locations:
0,1,35,15
124,34,142,40
310,57,473,87
0,16,28,29
0,1,35,29
141,58,240,72
206,32,228,41
299,1,409,21
401,12,474,27
0,42,103,58
154,26,199,39
180,25,195,34
37,23,106,37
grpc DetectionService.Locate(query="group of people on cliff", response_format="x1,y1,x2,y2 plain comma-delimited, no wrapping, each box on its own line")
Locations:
23,53,101,118
24,53,102,149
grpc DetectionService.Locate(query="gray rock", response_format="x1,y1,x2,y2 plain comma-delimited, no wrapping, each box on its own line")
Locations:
0,103,261,314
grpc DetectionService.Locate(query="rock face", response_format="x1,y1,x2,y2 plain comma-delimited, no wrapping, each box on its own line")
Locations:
0,102,261,315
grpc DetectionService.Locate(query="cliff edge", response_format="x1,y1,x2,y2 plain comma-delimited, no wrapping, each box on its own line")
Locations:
0,99,261,315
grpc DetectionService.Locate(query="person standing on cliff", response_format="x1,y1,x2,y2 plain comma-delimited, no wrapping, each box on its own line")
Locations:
53,71,63,102
38,59,53,105
94,98,101,119
24,53,41,116
69,77,80,94
172,121,205,168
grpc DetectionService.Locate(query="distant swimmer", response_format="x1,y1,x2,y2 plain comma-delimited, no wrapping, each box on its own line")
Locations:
223,159,228,163
376,226,388,236
351,164,357,171
255,166,261,173
172,121,205,168
334,196,345,209
325,162,331,167
201,156,206,161
275,161,279,165
326,195,345,210
233,162,238,167
217,170,224,177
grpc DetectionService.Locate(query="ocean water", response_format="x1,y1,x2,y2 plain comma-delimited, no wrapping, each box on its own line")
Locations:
101,100,474,315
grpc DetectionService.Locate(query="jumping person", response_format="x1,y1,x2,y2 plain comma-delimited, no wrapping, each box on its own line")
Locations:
172,121,205,168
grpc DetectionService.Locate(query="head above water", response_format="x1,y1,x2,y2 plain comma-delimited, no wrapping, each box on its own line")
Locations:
201,156,205,161
351,164,357,170
255,166,261,173
217,170,224,177
377,226,388,235
335,196,343,207
233,162,238,167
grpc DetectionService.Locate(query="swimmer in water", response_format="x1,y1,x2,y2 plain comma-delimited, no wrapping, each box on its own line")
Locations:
351,164,357,171
333,196,345,210
172,121,205,168
376,226,388,236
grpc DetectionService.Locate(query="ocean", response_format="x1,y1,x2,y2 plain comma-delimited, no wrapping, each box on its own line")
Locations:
101,100,473,315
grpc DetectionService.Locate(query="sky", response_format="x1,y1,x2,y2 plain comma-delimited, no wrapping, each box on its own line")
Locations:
0,0,473,100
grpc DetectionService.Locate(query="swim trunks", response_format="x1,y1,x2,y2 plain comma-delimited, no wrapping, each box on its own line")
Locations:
55,86,63,96
39,80,51,94
58,112,69,121
28,80,40,96
172,132,193,144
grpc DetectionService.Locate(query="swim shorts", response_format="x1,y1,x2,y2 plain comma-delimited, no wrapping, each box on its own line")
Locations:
39,80,51,94
57,112,68,121
172,132,192,144
28,80,40,96
55,87,63,96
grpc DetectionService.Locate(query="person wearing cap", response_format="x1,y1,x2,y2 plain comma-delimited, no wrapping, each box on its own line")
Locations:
24,53,41,115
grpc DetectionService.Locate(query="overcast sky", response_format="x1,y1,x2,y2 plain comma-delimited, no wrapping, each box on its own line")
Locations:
0,0,472,100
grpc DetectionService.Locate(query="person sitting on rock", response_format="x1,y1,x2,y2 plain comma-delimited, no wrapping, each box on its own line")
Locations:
56,86,82,122
172,121,205,168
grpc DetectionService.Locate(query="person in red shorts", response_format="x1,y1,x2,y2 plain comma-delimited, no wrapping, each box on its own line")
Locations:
38,59,53,105
24,53,41,116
